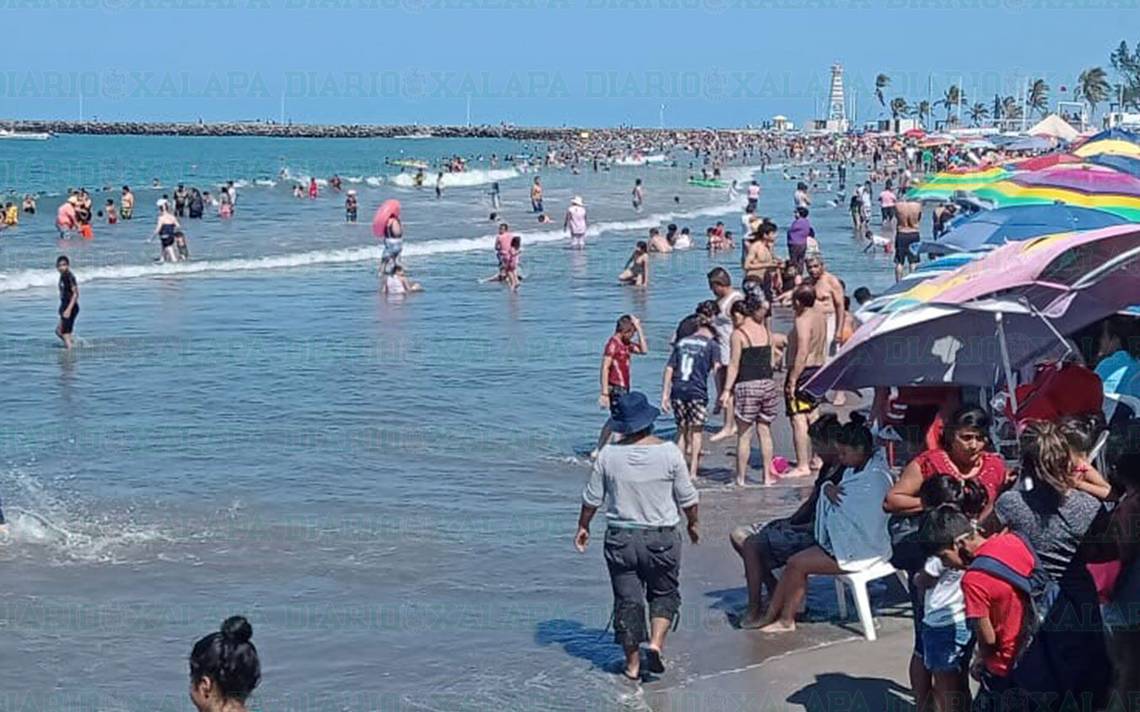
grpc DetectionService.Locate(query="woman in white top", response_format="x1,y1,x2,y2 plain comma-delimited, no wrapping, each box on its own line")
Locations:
753,414,892,632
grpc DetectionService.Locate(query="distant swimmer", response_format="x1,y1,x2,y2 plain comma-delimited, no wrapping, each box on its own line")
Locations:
489,182,501,210
151,206,181,262
383,265,422,296
345,190,358,223
537,213,552,224
530,176,543,213
329,174,342,191
55,255,79,350
55,197,78,239
104,199,118,224
308,177,318,199
564,196,587,249
435,172,444,199
292,184,303,199
414,169,425,188
632,178,644,213
747,180,760,210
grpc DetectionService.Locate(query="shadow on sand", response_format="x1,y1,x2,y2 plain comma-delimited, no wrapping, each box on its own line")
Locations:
787,672,915,712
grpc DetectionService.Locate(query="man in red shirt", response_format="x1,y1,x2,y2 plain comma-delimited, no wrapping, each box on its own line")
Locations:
924,506,1035,710
592,314,647,458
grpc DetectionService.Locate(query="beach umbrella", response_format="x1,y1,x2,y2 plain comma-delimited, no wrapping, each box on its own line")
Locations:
1009,164,1140,196
922,204,1128,256
1005,152,1081,172
805,225,1140,397
972,180,1140,220
907,166,1010,201
1074,128,1140,158
855,253,981,321
1002,136,1055,152
1089,154,1140,178
904,128,926,139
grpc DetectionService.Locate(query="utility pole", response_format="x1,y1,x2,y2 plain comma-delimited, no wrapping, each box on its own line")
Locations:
280,92,285,125
465,94,471,127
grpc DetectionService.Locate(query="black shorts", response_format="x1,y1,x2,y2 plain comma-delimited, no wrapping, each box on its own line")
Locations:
608,384,629,415
59,305,79,334
881,206,896,222
787,243,807,272
894,231,920,265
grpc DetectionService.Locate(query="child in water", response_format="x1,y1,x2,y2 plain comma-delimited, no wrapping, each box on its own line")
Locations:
504,235,522,291
174,231,190,261
382,265,422,296
105,199,118,225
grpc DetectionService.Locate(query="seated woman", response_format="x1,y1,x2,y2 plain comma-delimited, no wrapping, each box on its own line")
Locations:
885,406,1009,520
751,414,893,633
730,413,844,629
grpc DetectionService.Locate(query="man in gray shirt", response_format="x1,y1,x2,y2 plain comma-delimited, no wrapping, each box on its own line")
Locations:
575,392,699,681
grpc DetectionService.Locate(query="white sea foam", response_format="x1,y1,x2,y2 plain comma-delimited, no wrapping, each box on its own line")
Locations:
0,172,756,294
388,167,520,188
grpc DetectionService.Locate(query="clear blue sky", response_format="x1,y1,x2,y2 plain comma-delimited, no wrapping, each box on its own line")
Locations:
1,6,1130,127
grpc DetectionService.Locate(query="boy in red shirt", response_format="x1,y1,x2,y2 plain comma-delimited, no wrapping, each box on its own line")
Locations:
924,505,1035,711
592,314,647,459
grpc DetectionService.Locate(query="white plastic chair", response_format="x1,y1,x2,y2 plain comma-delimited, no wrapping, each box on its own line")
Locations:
833,560,908,642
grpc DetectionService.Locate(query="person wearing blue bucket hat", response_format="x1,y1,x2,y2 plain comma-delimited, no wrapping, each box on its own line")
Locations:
575,391,700,682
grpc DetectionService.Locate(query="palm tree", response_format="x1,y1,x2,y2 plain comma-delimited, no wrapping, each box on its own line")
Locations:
916,100,931,127
1000,96,1023,121
936,85,965,122
968,102,990,127
1076,67,1111,118
889,97,911,119
875,74,890,107
1027,79,1049,117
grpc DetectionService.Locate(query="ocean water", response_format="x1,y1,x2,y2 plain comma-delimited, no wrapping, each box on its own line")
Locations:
0,135,899,711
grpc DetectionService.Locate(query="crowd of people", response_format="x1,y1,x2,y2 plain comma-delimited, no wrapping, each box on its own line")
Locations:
573,132,1140,712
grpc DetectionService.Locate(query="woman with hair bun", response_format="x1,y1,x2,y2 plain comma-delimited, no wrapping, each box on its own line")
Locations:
189,616,261,712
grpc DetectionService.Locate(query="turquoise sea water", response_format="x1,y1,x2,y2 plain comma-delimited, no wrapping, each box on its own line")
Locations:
0,135,898,710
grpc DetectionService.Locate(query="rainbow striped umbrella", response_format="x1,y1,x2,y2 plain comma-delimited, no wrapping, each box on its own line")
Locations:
1074,128,1140,159
976,180,1140,221
1009,163,1140,196
908,166,1010,201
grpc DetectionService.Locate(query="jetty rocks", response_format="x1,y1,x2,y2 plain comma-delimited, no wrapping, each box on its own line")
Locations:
6,120,596,140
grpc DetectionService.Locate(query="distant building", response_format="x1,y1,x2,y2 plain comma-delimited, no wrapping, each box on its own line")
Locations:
771,115,794,132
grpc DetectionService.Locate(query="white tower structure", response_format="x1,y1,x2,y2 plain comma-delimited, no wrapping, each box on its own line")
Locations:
825,63,848,133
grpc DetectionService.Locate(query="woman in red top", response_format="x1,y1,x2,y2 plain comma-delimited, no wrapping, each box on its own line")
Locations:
885,406,1010,518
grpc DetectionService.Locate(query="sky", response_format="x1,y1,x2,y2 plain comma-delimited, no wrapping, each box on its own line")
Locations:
0,5,1132,127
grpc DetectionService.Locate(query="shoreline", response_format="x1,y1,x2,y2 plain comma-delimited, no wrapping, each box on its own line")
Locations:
1,120,768,140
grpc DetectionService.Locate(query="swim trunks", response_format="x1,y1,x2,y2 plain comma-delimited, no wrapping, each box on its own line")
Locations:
734,380,779,424
895,231,920,265
383,238,403,262
58,304,79,334
670,398,708,428
785,366,821,416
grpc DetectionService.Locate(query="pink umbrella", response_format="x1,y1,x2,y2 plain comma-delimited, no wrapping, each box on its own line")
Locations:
803,224,1140,396
1009,164,1140,196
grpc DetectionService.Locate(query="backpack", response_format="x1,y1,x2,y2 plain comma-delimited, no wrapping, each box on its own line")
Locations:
967,533,1060,669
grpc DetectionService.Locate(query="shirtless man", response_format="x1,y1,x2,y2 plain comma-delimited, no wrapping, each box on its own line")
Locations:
646,227,672,253
784,285,827,478
804,256,845,354
120,186,135,220
894,192,923,281
743,221,782,300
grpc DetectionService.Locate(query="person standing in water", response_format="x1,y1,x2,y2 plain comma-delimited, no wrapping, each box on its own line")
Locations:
344,190,358,222
632,178,644,213
576,391,699,682
151,205,182,262
120,186,134,220
592,314,648,459
894,191,923,282
784,285,827,478
489,182,501,210
55,255,79,350
189,616,261,712
435,172,444,199
530,176,543,212
380,205,404,275
564,196,588,249
308,177,319,199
